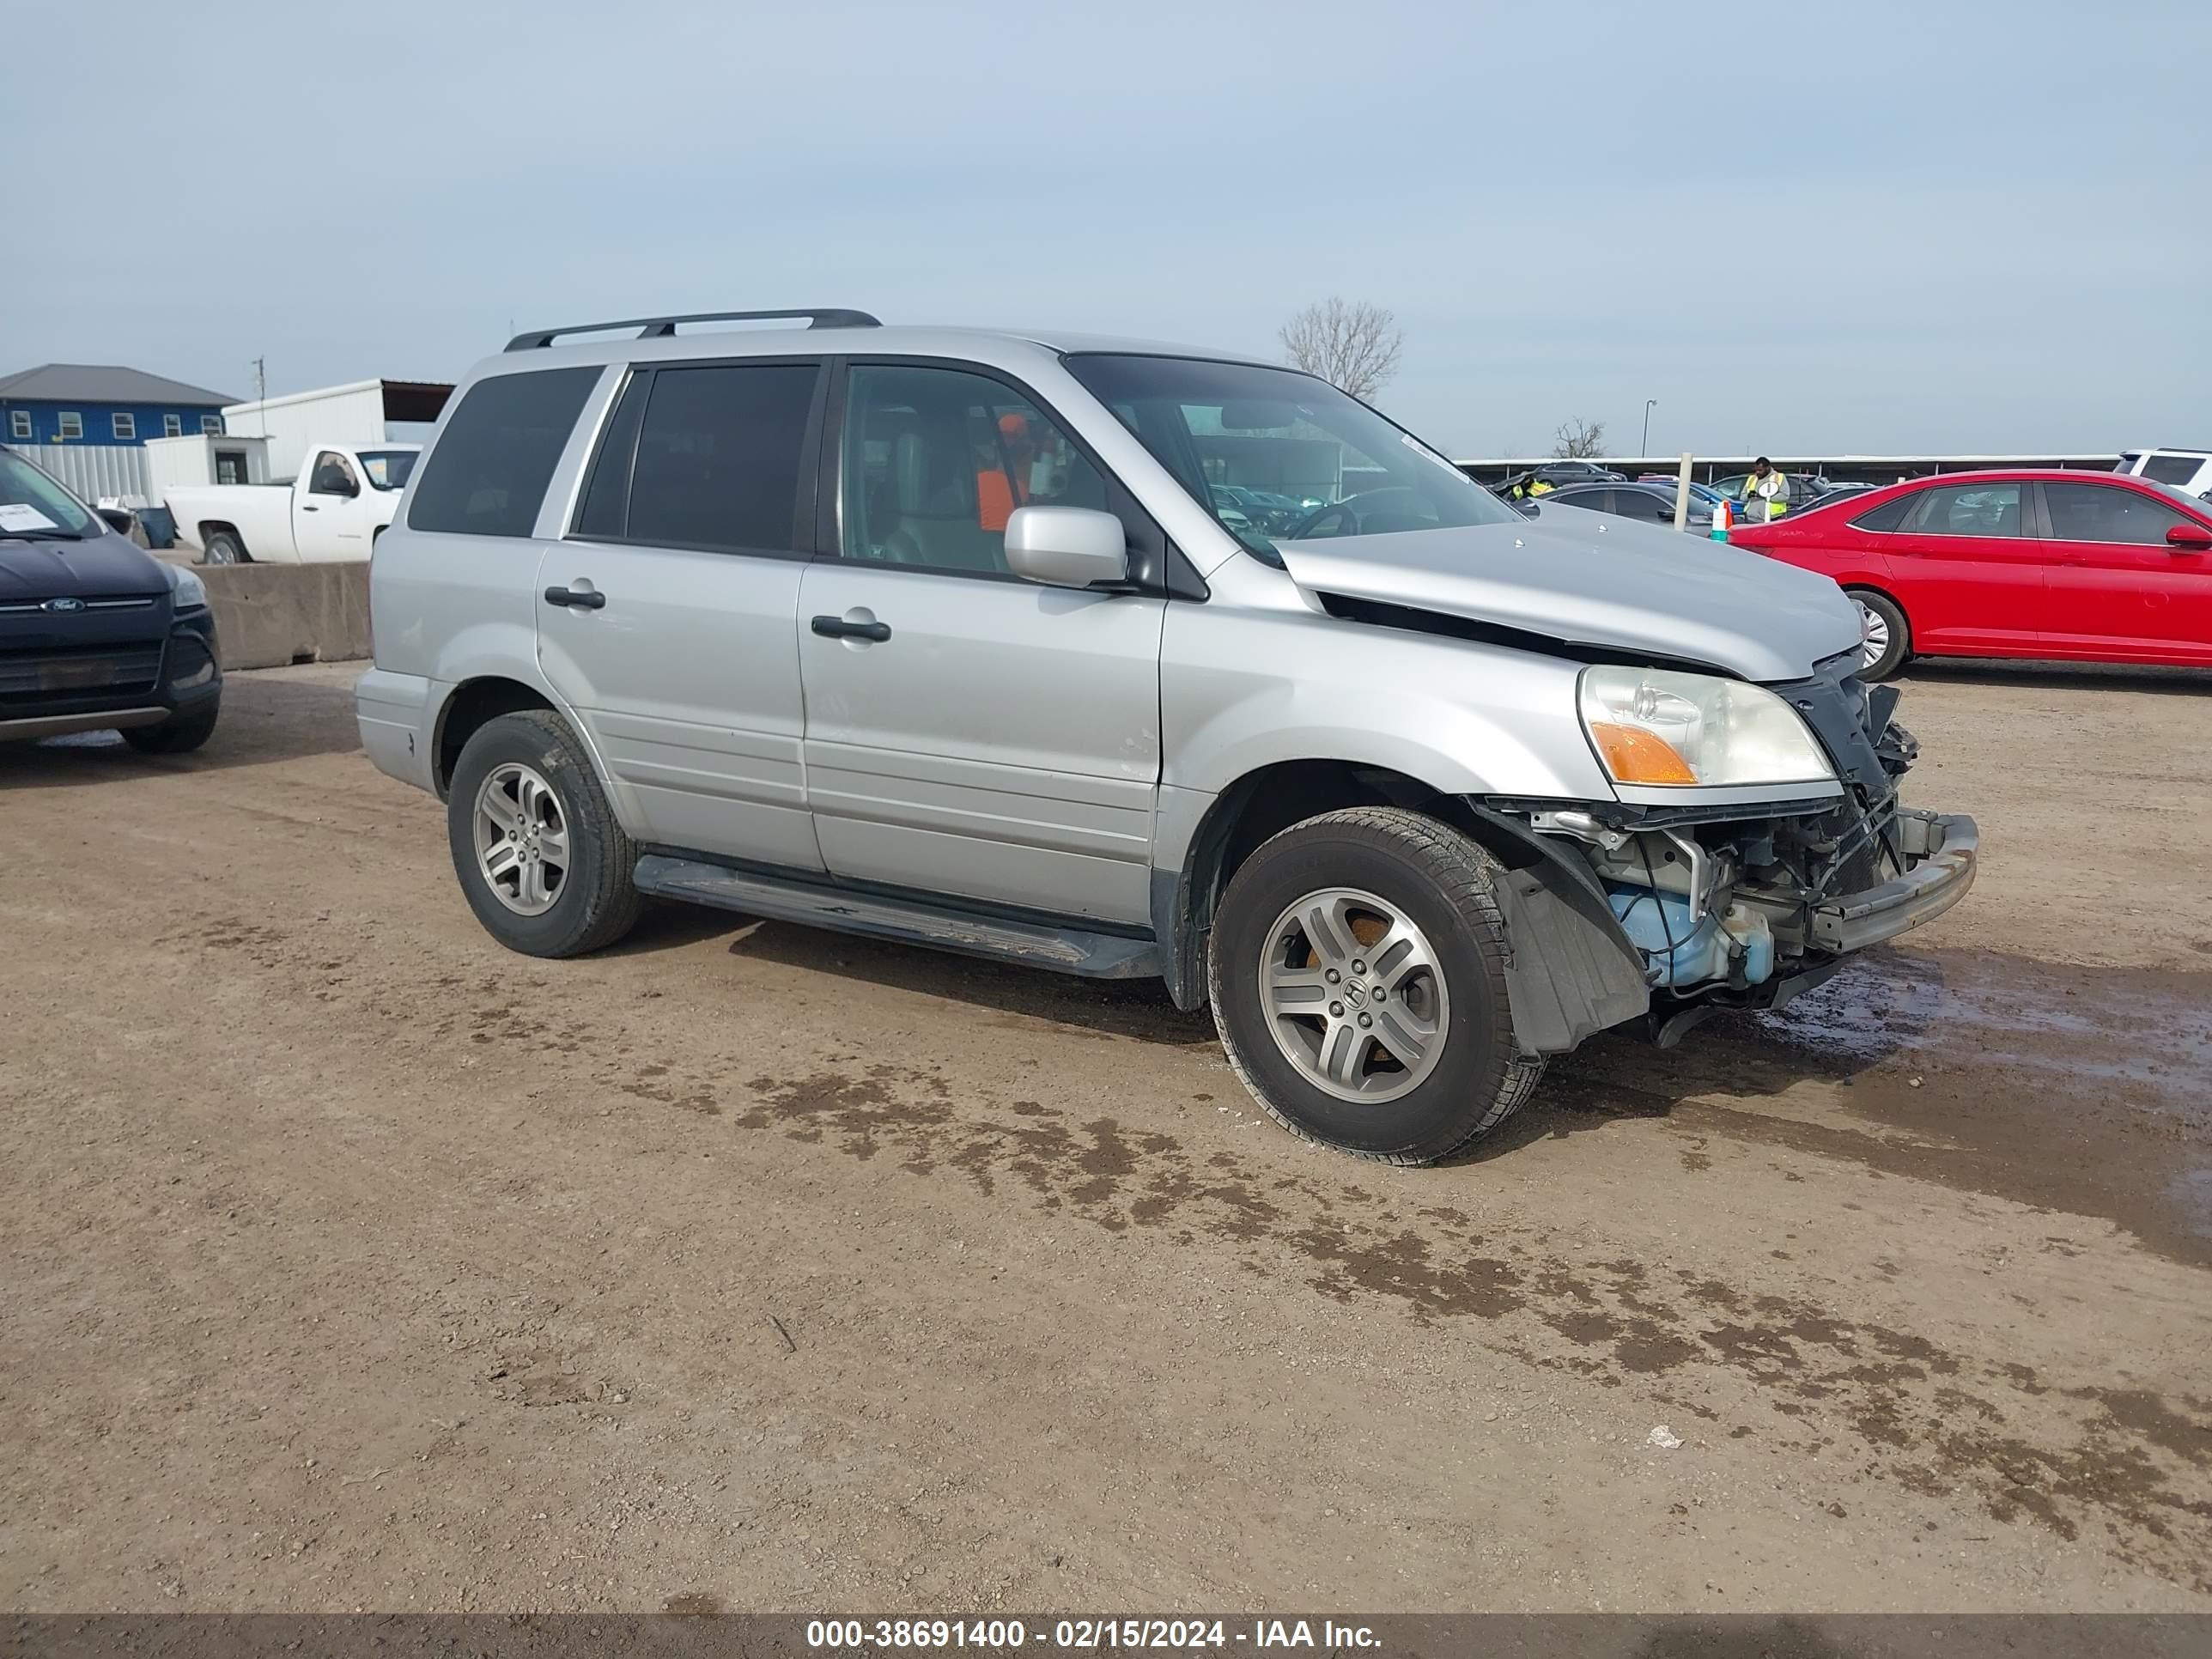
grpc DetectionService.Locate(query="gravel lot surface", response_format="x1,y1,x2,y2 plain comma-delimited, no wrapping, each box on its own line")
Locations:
3,659,2207,1613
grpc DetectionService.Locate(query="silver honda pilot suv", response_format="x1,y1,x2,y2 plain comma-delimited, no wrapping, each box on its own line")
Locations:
359,308,1977,1164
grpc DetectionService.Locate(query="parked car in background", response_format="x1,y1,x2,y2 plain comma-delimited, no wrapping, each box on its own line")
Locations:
1707,471,1841,514
1728,469,2212,678
2114,447,2212,500
1498,460,1626,499
1541,480,1716,533
359,307,1974,1166
165,442,421,564
1208,483,1310,533
1,445,222,751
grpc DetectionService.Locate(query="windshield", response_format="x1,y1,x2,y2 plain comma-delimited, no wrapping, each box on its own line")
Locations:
359,450,420,491
0,447,100,538
1062,355,1521,556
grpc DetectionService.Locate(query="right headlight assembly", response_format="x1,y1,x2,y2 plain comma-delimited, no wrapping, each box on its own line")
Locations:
1578,665,1835,789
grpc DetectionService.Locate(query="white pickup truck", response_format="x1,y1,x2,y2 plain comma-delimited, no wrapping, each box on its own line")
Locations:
166,443,422,564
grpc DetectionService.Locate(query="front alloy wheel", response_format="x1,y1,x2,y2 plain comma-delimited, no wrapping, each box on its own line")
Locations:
1258,887,1449,1103
1208,806,1545,1164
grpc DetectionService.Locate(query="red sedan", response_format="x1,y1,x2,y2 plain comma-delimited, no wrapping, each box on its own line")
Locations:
1727,470,2212,678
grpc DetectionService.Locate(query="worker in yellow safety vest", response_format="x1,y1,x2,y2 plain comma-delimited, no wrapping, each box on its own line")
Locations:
1741,457,1790,522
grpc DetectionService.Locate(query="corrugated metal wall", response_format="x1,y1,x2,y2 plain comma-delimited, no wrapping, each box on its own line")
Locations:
14,443,152,503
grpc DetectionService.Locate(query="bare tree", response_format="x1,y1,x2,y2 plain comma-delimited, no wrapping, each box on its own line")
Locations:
1279,297,1403,401
1553,417,1607,459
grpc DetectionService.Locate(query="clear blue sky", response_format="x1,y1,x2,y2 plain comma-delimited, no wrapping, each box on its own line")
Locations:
12,0,2208,457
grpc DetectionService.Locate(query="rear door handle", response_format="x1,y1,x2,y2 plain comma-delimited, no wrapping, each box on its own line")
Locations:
811,614,890,641
544,585,606,610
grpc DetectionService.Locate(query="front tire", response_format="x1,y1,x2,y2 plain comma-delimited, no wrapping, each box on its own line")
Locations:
446,710,641,957
1849,589,1911,681
122,704,219,755
1209,806,1544,1164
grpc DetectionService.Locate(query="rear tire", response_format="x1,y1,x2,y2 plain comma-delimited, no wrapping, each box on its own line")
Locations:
446,709,641,957
122,704,219,755
1849,589,1911,681
200,531,246,566
1208,806,1544,1164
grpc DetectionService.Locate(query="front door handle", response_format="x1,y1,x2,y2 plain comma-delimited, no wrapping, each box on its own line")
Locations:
544,585,606,610
811,614,890,642
301,505,319,513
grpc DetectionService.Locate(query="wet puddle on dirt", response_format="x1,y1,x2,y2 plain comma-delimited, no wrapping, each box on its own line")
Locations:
1560,945,2212,1264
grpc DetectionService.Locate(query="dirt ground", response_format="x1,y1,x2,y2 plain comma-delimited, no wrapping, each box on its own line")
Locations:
2,659,2208,1614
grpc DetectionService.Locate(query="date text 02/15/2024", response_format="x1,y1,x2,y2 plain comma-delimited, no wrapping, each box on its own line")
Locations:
805,1620,1382,1650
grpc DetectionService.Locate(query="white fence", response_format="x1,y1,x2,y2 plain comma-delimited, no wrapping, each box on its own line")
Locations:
13,443,153,504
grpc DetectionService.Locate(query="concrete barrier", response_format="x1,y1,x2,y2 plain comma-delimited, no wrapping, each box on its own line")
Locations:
198,562,373,672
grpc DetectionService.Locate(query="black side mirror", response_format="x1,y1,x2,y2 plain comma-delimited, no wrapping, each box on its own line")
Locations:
97,507,135,534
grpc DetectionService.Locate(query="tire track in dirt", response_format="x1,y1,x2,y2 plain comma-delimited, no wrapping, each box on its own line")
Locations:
127,902,2212,1597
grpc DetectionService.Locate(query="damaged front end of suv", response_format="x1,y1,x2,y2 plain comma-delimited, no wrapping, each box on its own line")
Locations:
1485,649,1978,1054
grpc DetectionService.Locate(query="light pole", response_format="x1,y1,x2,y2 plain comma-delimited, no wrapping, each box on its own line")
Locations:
1641,399,1657,459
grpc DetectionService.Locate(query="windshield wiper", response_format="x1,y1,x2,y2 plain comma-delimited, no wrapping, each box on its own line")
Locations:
0,527,87,542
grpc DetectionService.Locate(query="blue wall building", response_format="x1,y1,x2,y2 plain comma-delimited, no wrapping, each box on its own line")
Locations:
1,363,238,448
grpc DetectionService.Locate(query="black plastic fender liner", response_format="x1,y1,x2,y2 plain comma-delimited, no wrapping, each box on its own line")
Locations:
1462,804,1651,1054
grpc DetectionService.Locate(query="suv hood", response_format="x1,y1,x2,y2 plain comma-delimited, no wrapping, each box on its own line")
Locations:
1276,513,1862,683
0,529,171,602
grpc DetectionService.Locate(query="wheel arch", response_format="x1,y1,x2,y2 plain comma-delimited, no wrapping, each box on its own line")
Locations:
431,676,559,799
197,520,246,556
1839,579,1911,628
1839,580,1914,666
1150,758,1560,1012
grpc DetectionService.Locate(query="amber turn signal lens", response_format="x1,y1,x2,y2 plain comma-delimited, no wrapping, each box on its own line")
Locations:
1589,721,1699,785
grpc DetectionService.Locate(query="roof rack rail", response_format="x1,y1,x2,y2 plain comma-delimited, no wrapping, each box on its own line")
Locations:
504,308,882,352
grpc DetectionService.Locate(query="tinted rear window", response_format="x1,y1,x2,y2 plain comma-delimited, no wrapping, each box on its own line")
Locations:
623,363,818,552
407,368,599,538
2142,454,2204,487
1850,494,1916,533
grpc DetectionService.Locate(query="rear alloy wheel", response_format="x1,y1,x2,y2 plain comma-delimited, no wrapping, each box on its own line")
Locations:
200,531,246,565
446,710,641,957
1849,589,1911,681
1209,806,1544,1164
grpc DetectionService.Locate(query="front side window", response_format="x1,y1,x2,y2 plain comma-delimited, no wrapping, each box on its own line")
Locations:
840,363,1110,575
2045,483,2194,544
310,451,361,495
1905,483,2023,538
8,410,28,440
58,411,83,441
407,367,599,538
1062,355,1518,555
112,412,136,440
